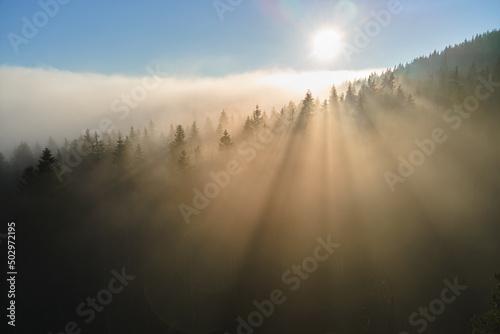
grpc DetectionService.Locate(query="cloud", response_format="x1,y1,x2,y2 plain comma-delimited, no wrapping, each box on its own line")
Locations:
0,65,380,155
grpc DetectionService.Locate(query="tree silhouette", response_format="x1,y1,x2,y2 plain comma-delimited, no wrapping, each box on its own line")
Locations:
219,129,233,150
92,132,106,162
189,121,201,146
218,109,229,130
134,143,144,163
113,135,128,167
345,83,356,106
296,90,314,129
169,125,187,155
251,105,265,129
381,71,395,92
177,150,191,170
396,84,405,104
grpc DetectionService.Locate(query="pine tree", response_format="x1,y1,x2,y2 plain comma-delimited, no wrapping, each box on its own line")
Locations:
92,132,106,162
244,116,252,132
296,90,314,129
35,148,59,185
148,120,156,137
367,73,377,93
215,122,223,142
169,125,187,155
329,85,339,110
407,94,416,109
396,84,406,103
36,148,58,175
381,71,395,92
321,99,328,113
113,135,128,166
19,166,37,193
219,109,229,130
189,121,200,145
286,101,297,125
219,130,233,150
83,129,94,155
129,126,138,142
356,92,365,113
194,146,202,164
134,143,144,163
251,105,265,129
177,150,191,170
345,83,357,106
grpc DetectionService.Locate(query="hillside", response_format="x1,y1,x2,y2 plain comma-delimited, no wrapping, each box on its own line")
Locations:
1,30,500,334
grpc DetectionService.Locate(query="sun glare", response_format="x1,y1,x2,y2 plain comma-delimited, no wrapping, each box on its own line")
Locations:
313,30,341,60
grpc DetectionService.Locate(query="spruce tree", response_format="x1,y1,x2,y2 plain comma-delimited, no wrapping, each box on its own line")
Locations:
177,150,191,170
134,143,144,163
251,105,265,129
219,130,233,150
329,84,339,110
36,148,58,176
396,84,406,103
189,121,200,146
219,109,229,130
169,125,187,157
92,132,105,162
34,148,60,186
215,122,223,142
83,129,94,155
113,135,128,166
345,83,356,106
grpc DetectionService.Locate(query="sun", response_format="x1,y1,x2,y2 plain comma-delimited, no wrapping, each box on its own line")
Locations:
313,30,341,60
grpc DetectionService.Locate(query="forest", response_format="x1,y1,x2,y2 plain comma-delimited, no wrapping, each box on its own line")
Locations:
1,30,500,334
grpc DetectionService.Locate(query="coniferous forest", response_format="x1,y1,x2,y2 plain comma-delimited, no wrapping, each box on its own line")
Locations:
1,30,500,334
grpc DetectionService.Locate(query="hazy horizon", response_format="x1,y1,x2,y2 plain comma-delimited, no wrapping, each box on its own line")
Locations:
0,65,381,155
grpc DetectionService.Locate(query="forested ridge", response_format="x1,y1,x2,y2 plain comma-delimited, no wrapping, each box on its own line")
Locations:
1,30,500,334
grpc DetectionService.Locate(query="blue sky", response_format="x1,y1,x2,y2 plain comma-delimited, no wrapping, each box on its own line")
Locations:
1,0,499,77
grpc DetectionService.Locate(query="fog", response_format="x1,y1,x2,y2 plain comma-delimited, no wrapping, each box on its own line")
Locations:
1,32,500,333
0,65,378,156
